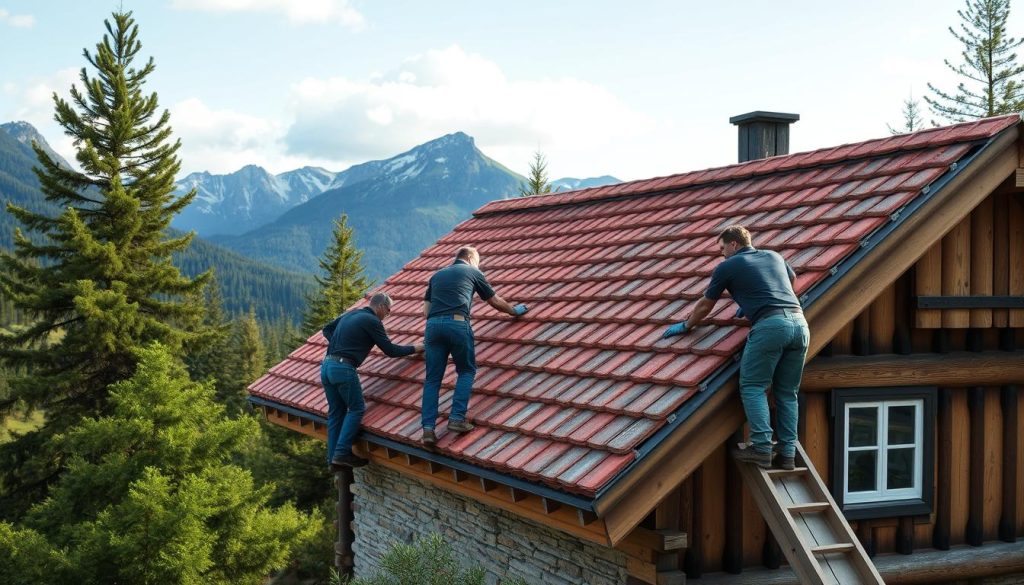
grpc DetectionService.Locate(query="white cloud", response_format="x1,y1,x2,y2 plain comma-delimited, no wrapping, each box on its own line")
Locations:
1,68,80,164
169,0,364,29
170,98,290,173
0,8,35,28
283,45,652,178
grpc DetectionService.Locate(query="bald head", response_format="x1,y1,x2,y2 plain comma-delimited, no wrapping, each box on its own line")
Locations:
455,246,480,267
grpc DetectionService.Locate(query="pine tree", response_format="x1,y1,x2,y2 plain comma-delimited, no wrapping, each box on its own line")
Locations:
926,0,1024,121
184,272,236,411
518,151,553,197
0,11,210,515
888,92,926,134
237,307,267,390
295,214,371,344
0,343,317,585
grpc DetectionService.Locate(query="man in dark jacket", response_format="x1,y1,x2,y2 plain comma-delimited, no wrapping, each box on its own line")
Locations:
663,225,809,470
322,292,423,469
420,246,527,445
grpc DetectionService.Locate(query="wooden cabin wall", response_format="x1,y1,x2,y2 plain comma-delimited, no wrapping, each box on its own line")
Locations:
655,190,1024,577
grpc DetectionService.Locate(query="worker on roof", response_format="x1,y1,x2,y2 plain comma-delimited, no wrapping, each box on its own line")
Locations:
321,292,423,469
663,225,809,470
420,245,528,446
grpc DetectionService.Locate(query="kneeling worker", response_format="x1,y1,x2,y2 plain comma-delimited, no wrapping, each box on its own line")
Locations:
322,292,423,469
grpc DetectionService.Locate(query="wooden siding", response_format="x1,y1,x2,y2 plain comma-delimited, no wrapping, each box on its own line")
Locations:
673,196,1024,574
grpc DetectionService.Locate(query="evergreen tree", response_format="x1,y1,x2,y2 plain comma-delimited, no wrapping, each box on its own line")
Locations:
184,272,237,411
295,214,371,344
237,307,267,391
0,11,210,515
888,92,926,134
0,343,316,585
926,0,1024,121
518,151,553,197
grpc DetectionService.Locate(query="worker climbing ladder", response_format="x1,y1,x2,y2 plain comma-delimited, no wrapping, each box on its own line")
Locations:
733,442,885,585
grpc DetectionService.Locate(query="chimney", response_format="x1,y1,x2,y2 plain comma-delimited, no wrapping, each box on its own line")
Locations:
729,111,800,163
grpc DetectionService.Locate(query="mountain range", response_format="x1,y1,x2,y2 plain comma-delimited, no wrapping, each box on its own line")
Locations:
175,135,620,280
0,121,313,322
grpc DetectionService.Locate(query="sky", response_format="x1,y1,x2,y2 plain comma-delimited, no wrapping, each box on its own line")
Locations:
1,0,1022,182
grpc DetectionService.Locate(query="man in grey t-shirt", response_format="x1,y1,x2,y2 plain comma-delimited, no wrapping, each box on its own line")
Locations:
663,225,809,469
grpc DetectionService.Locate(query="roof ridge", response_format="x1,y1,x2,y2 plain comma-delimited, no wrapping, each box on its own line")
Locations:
474,114,1020,217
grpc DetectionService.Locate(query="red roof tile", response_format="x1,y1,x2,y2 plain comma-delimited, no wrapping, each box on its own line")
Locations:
249,115,1018,498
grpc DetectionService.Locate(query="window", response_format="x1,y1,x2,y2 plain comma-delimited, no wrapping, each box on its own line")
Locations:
832,387,935,519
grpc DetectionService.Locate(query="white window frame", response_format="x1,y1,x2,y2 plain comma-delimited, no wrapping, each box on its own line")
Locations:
842,399,924,505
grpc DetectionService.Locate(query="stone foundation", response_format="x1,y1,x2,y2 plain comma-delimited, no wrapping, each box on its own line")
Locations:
351,465,629,585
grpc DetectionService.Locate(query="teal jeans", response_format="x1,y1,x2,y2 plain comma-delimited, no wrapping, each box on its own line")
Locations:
739,311,809,458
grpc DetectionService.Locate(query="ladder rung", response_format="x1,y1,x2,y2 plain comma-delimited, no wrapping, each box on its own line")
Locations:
787,502,830,514
810,542,855,555
766,466,809,476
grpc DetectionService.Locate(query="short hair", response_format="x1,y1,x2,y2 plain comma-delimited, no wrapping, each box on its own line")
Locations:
369,292,392,311
455,246,479,262
719,225,752,247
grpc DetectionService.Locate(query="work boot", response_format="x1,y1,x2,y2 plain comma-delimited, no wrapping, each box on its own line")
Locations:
447,420,475,433
330,453,369,470
733,445,773,468
773,444,796,470
422,428,437,446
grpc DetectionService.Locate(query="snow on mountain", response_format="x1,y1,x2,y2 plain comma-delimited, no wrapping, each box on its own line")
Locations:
0,121,73,169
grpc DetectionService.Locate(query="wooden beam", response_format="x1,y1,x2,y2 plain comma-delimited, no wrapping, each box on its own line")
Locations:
1010,191,1024,326
970,195,995,327
800,351,1024,391
934,390,953,551
1000,384,1019,542
689,540,1024,585
806,125,1018,356
941,216,972,328
723,431,744,574
628,526,688,552
993,191,1011,327
966,387,985,547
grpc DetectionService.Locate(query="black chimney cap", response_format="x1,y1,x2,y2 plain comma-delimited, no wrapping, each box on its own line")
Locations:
729,111,800,125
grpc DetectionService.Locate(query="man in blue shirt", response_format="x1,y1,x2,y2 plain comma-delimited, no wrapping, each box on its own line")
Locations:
322,292,423,469
421,246,528,445
664,225,809,469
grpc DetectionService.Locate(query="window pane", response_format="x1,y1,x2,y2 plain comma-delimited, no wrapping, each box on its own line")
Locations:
849,407,878,447
887,447,915,490
888,405,916,445
848,450,877,492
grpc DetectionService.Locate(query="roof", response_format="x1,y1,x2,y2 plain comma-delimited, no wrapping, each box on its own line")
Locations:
248,114,1019,499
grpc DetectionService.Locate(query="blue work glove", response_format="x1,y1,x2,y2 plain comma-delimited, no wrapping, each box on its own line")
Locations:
734,307,745,319
662,321,688,338
512,303,529,316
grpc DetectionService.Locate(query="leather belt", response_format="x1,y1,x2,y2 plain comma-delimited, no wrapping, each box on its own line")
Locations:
757,307,803,322
324,354,357,365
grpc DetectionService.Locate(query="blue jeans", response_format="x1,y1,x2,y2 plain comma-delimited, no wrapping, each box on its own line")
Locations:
321,360,365,463
739,311,809,458
421,316,476,429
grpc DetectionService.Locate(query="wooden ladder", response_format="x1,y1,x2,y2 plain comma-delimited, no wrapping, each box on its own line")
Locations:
733,442,885,585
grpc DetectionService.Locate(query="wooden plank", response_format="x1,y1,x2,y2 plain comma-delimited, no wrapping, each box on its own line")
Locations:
807,126,1018,353
1000,384,1019,542
1010,193,1024,326
984,387,1004,542
830,321,855,356
970,195,995,327
724,432,743,574
893,272,913,354
941,217,972,328
874,525,896,555
951,390,970,546
743,474,768,567
684,468,704,579
992,192,1010,327
800,393,830,485
701,445,727,574
915,241,944,328
967,387,986,546
868,284,896,353
626,555,658,584
935,386,955,551
801,350,1024,390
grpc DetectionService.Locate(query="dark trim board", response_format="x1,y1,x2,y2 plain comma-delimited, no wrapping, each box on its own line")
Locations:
917,295,1024,309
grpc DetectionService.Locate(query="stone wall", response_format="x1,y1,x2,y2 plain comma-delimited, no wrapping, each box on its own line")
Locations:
351,465,630,585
